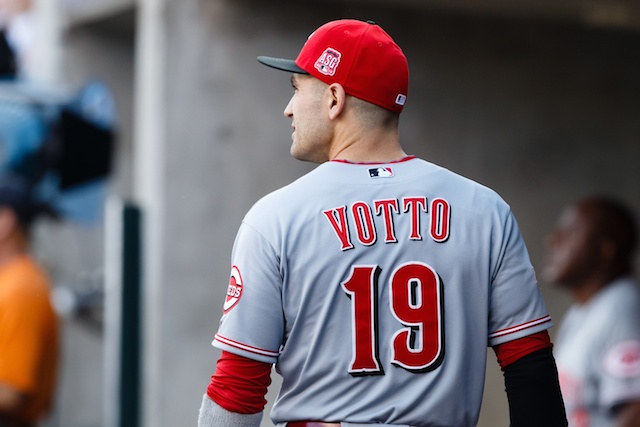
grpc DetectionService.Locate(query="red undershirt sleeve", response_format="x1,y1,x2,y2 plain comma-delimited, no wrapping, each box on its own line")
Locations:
492,330,552,370
206,351,273,414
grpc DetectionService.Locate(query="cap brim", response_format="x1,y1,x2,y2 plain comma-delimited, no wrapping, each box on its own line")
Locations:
257,56,309,74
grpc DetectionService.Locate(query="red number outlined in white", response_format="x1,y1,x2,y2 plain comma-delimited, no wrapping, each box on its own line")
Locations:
342,265,384,375
342,263,445,376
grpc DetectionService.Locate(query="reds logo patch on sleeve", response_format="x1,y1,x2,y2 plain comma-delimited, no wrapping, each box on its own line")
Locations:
603,340,640,378
223,266,243,313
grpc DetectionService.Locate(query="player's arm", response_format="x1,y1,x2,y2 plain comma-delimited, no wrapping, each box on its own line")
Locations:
198,351,272,427
198,395,263,427
493,331,567,427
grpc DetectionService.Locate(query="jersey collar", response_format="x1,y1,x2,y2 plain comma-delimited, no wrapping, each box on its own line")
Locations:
330,155,416,165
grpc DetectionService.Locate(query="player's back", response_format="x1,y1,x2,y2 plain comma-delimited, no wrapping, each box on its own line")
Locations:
224,157,550,426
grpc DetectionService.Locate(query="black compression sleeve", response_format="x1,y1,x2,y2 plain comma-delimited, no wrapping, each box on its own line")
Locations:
503,347,568,427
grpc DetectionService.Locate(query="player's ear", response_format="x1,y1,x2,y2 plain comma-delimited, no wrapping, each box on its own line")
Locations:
327,83,346,120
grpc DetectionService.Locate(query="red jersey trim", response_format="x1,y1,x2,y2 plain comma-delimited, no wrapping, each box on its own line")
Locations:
488,315,552,339
214,334,279,358
331,155,416,165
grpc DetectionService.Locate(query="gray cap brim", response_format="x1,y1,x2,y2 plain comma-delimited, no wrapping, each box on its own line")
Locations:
257,56,309,74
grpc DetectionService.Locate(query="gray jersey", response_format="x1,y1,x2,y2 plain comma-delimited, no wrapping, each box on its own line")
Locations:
555,278,640,427
212,157,552,426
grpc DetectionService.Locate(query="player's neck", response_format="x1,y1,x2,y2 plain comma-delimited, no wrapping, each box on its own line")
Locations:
570,272,622,304
329,128,405,163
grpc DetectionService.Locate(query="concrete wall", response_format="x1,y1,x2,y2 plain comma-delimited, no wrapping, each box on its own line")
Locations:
41,0,640,426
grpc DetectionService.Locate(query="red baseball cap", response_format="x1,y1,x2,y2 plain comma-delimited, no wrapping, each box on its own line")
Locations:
258,19,409,113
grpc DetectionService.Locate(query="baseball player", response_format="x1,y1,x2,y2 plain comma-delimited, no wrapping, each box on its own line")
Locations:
198,19,567,427
543,196,640,427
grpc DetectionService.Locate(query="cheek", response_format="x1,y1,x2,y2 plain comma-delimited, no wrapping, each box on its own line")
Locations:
554,240,576,261
552,247,575,274
544,237,578,272
297,99,323,129
550,238,595,280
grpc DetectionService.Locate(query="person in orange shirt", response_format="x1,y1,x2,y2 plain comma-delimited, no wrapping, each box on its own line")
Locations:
0,173,58,427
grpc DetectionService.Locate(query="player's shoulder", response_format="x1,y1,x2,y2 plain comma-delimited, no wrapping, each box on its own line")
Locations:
242,169,321,226
587,278,640,334
247,172,313,208
601,278,640,311
244,157,511,221
418,159,512,213
244,161,356,209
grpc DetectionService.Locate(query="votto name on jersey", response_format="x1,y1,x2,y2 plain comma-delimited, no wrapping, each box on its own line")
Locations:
323,196,450,251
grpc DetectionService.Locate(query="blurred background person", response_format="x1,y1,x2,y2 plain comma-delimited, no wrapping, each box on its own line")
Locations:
0,0,35,80
543,195,640,427
0,173,58,427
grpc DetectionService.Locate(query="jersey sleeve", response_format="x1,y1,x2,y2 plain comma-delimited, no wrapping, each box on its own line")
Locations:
597,308,640,411
212,221,284,364
487,209,552,347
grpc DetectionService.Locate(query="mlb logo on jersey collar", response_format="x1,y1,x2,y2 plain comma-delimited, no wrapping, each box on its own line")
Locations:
368,167,394,178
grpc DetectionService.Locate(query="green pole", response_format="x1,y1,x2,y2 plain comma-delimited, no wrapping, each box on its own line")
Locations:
119,203,142,427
